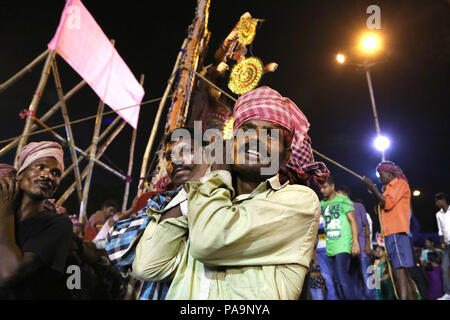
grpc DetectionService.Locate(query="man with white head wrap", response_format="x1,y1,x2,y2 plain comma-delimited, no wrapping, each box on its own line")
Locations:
0,141,72,299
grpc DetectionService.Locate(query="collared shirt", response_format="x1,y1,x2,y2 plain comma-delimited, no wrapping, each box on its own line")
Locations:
381,178,411,236
133,170,321,300
436,206,450,245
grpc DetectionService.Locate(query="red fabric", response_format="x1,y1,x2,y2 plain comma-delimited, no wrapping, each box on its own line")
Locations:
232,86,329,186
377,161,408,184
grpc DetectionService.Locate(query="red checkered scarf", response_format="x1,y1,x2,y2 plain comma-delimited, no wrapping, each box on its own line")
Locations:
0,163,16,179
376,161,408,184
233,86,329,186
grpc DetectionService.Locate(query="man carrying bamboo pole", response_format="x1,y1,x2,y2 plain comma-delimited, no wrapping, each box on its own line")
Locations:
362,161,417,300
0,141,72,299
133,86,330,299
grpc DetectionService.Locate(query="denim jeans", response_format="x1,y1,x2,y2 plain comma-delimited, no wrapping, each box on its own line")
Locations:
310,288,325,300
327,253,360,300
359,255,376,300
317,249,339,300
442,245,450,294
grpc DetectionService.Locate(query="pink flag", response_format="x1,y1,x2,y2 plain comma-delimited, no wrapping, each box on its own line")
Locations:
48,0,144,128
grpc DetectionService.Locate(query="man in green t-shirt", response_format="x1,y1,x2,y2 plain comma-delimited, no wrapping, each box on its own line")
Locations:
320,175,360,300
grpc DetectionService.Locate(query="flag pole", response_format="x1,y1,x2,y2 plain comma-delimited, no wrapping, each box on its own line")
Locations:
51,59,83,202
78,39,115,224
122,74,144,210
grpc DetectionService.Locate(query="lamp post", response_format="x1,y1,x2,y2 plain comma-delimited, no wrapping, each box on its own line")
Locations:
336,32,387,161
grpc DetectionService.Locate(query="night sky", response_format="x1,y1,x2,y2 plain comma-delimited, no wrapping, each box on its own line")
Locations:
0,0,448,234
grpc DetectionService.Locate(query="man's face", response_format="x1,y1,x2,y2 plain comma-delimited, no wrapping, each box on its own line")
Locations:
378,171,394,186
425,239,432,249
435,199,446,210
102,205,117,217
18,157,62,200
233,119,291,179
320,182,334,199
165,138,195,186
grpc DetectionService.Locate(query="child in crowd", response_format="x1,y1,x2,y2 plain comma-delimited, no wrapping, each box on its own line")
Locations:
424,251,443,300
309,256,325,300
374,245,395,300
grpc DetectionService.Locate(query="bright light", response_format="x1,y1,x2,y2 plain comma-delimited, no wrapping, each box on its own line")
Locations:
413,190,421,197
359,33,381,54
374,135,390,152
336,53,346,64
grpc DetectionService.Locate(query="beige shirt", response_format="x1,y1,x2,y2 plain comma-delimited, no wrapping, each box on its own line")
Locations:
133,170,320,299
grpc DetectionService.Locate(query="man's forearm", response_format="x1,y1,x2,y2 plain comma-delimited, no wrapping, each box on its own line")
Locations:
0,215,23,283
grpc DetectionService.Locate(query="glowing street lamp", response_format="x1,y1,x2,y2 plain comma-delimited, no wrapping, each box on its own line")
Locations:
374,135,390,152
413,190,421,197
359,33,382,54
336,53,346,64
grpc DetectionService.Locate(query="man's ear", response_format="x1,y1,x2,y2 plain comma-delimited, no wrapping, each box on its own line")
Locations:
281,147,292,166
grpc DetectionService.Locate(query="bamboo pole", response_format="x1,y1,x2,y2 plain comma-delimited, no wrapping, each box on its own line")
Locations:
57,120,127,208
312,148,364,180
138,38,188,197
122,74,144,210
0,80,86,157
15,50,56,166
0,50,49,94
79,99,105,223
61,116,121,180
78,39,115,224
51,59,83,202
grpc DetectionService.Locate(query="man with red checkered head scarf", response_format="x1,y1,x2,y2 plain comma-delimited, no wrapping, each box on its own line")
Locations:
363,161,417,300
0,141,72,299
133,87,326,300
232,86,329,187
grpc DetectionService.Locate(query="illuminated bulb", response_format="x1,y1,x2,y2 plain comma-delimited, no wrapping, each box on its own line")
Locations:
374,135,390,152
413,190,421,197
222,117,234,140
336,54,346,64
359,33,381,54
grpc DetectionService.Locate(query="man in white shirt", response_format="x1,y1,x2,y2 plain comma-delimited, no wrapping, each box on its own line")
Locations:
435,192,450,300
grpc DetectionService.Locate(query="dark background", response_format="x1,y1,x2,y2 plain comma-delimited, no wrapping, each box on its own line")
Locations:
0,0,448,235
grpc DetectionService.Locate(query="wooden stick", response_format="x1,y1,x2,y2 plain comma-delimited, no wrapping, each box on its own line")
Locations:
0,50,49,94
138,38,188,197
51,59,83,202
78,39,115,224
312,148,364,180
15,50,56,165
122,74,144,210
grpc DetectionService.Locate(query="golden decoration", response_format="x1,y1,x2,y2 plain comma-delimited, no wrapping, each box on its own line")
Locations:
228,57,263,95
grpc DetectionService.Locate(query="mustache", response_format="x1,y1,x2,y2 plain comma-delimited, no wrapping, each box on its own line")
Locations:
34,178,55,189
172,164,192,173
237,141,270,157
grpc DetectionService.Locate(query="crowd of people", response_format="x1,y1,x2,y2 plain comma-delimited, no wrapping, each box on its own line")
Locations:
0,86,448,300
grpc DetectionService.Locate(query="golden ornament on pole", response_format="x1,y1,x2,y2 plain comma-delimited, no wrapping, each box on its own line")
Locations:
228,57,263,95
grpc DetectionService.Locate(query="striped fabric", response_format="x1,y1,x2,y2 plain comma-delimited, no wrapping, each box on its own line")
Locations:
233,86,329,186
105,186,182,299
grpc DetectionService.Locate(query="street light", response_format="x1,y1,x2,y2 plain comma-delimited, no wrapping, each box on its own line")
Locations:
413,190,421,197
336,32,386,160
359,33,382,54
374,135,390,152
336,53,346,64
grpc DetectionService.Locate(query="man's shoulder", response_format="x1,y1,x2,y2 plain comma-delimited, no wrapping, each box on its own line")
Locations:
277,184,319,200
40,212,73,232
